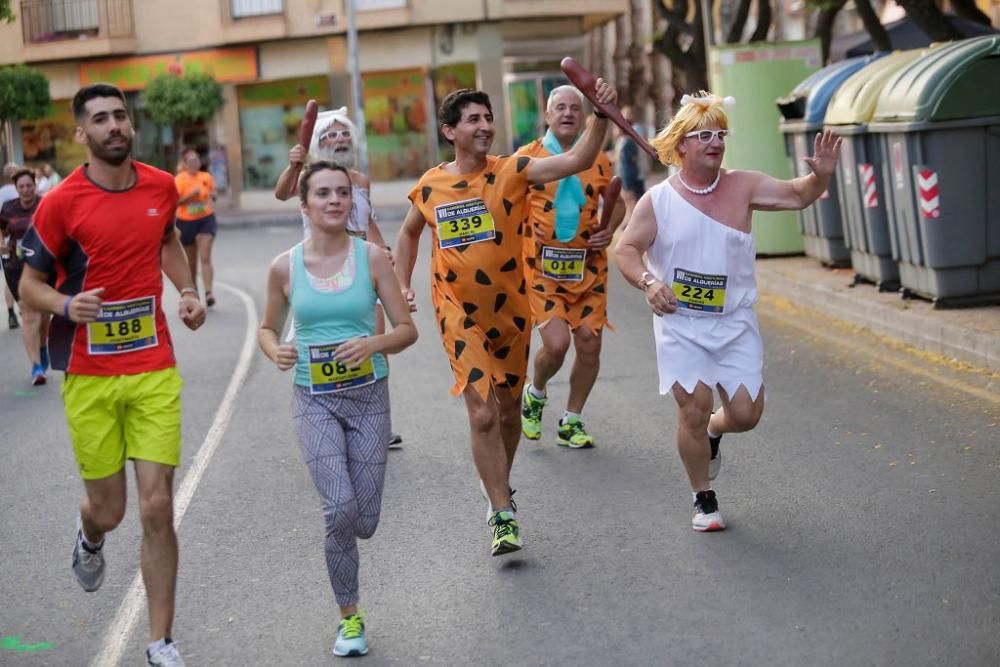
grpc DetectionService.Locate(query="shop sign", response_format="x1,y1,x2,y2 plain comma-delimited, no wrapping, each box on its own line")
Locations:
81,48,258,91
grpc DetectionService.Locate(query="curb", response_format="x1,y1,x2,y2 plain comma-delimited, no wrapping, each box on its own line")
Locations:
757,265,1000,374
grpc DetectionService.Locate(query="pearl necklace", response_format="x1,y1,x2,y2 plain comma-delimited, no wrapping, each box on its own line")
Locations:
677,170,721,195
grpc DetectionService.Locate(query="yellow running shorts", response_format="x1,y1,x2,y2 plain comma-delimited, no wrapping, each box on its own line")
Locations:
61,367,184,480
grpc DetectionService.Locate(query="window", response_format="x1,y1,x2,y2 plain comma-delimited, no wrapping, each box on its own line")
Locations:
231,0,282,19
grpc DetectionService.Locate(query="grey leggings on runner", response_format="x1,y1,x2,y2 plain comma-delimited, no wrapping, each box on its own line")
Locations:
292,378,390,607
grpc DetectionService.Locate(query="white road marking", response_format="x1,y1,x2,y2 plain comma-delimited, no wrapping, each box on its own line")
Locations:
89,281,258,667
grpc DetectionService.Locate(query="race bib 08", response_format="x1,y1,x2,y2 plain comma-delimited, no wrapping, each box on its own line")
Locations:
87,296,158,354
672,269,727,313
541,246,586,282
308,342,376,394
435,197,496,249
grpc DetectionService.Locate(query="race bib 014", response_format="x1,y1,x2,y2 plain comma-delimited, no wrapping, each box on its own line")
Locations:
435,198,496,249
541,246,586,281
672,269,727,313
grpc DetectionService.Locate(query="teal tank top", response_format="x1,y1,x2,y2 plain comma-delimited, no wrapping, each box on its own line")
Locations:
290,237,388,388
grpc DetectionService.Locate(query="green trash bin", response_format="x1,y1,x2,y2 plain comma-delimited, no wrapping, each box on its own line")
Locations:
778,56,874,267
869,36,1000,306
824,49,931,291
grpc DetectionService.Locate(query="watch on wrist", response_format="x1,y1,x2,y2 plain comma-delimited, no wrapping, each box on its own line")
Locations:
180,287,199,299
639,271,657,291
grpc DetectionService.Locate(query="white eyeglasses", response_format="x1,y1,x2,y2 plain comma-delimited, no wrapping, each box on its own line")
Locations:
319,129,352,141
684,129,729,144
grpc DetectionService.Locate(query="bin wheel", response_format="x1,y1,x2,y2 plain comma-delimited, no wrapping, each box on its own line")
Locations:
900,287,914,300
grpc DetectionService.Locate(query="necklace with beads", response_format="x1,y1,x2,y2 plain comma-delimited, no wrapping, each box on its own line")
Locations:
677,170,721,195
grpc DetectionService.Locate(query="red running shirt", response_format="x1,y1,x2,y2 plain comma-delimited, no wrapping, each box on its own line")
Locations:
22,162,180,375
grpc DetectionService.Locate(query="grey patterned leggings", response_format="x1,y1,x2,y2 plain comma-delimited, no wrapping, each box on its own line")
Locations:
292,379,390,607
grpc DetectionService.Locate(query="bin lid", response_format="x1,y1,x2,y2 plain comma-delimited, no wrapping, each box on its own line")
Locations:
823,48,929,125
873,35,1000,122
802,55,878,123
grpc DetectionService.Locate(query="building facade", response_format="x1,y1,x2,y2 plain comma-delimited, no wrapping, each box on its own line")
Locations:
1,0,625,208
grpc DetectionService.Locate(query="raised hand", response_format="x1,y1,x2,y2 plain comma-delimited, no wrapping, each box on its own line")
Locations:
804,129,842,179
289,144,307,167
594,78,618,108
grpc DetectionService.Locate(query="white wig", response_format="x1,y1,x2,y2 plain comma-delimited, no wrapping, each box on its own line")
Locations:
308,106,359,162
545,85,586,112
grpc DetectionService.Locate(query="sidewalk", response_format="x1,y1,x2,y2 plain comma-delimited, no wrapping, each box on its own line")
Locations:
216,180,1000,375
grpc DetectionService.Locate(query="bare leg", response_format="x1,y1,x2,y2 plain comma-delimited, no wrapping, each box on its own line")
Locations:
195,233,215,297
463,385,513,510
183,244,198,294
496,387,521,471
134,460,178,643
566,326,602,414
709,385,765,436
18,301,42,365
80,469,128,543
672,381,715,492
531,318,571,393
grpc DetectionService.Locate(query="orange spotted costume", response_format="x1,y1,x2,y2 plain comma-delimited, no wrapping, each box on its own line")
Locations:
517,140,614,333
408,155,535,400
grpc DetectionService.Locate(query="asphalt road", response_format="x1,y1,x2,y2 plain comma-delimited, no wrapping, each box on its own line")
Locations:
1,223,998,666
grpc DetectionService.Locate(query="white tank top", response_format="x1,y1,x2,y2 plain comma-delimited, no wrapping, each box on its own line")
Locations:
302,184,374,239
646,179,757,317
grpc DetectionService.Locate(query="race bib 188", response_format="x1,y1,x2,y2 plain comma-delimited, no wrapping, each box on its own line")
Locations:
308,342,376,394
672,269,727,313
87,296,158,354
541,246,586,281
435,198,496,249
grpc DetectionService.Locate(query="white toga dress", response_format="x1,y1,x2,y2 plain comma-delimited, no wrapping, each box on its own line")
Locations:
646,179,764,400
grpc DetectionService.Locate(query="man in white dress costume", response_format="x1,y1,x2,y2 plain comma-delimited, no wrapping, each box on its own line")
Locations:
615,92,841,532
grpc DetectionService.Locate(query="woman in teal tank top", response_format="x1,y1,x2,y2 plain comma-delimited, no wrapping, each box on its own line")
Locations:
257,162,417,658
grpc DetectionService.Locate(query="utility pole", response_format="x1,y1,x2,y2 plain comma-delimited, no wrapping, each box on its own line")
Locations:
347,0,368,174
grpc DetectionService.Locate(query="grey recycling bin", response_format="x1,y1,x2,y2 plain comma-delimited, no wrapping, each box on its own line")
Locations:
869,35,1000,306
778,56,873,267
824,49,930,291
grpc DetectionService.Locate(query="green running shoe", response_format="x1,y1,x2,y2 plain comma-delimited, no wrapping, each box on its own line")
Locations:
557,417,594,449
333,613,368,657
488,510,522,556
521,384,546,440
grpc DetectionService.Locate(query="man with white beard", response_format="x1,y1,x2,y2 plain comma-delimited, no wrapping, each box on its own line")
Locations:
274,106,402,447
275,107,390,250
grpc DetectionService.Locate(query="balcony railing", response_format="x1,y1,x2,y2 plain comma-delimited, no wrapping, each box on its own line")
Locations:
20,0,133,44
230,0,283,18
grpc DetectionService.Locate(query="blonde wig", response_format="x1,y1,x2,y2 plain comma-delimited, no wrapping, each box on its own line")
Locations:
650,92,735,167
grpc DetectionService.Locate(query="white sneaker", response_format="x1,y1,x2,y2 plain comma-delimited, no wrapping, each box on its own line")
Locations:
72,516,105,592
692,490,726,532
147,639,185,666
708,434,722,481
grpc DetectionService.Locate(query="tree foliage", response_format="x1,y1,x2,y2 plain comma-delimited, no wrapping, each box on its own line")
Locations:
1,0,14,24
0,65,51,122
143,72,224,127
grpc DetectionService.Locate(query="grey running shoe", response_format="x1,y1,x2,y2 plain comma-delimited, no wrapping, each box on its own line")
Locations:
147,639,185,666
387,432,403,449
72,518,105,592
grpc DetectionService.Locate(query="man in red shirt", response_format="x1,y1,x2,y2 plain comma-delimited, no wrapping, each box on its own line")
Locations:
20,83,205,667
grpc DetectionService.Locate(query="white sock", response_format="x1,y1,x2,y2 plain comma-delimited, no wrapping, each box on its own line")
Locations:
562,410,581,424
78,524,103,551
528,384,546,399
147,638,172,653
707,427,720,439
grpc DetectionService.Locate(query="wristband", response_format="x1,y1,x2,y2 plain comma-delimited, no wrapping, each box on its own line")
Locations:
594,110,608,119
63,296,72,319
180,287,198,299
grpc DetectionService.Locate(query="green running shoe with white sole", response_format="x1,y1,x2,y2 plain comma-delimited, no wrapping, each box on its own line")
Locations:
521,384,546,440
488,510,522,556
557,418,594,449
333,613,368,657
